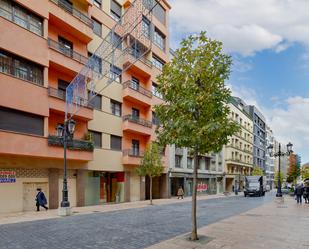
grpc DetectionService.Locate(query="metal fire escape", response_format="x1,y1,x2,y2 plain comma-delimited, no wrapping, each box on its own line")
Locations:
65,0,160,121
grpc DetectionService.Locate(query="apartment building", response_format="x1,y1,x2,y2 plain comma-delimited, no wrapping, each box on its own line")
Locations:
168,146,224,197
222,97,254,192
0,0,171,213
265,125,275,189
244,105,266,170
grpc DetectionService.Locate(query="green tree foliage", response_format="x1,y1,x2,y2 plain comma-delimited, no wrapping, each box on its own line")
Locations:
274,171,284,187
301,166,309,180
251,166,264,176
154,31,239,240
136,142,164,205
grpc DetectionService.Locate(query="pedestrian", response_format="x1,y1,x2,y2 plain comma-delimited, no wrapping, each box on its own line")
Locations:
294,184,304,204
35,188,48,211
177,186,184,199
232,185,234,192
304,184,309,204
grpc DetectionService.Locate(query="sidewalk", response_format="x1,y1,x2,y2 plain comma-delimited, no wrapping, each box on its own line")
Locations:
0,193,232,225
147,196,309,249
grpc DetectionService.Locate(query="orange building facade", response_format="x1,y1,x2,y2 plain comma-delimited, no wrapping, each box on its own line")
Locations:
0,0,171,213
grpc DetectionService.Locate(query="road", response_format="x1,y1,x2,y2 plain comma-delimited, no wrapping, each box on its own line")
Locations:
0,193,274,249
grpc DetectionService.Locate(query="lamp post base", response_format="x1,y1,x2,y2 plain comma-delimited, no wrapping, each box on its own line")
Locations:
276,193,283,197
58,206,72,216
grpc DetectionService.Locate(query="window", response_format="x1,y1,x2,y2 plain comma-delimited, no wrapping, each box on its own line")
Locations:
58,79,70,99
110,99,121,116
152,111,160,125
88,52,102,74
142,16,150,38
109,65,122,83
92,18,102,36
0,107,44,136
131,77,139,91
111,135,122,151
132,139,140,156
153,28,165,50
152,82,163,98
89,130,102,148
153,1,166,25
93,0,101,8
0,50,43,85
59,0,73,13
58,36,73,57
109,32,122,49
110,0,121,22
187,157,193,169
152,54,165,70
132,108,140,119
88,92,102,110
205,157,210,170
175,155,182,168
0,0,43,36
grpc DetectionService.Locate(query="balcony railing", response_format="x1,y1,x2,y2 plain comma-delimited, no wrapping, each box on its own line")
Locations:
48,38,88,65
48,135,94,151
49,0,93,28
124,48,153,68
123,80,152,98
48,87,93,109
123,149,144,157
123,115,152,128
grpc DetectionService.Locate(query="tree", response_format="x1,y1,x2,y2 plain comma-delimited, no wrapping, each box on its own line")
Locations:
287,155,300,184
251,166,264,176
274,171,284,188
301,166,309,180
136,142,164,205
154,32,239,241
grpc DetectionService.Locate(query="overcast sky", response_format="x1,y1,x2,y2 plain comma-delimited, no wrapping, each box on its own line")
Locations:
169,0,309,164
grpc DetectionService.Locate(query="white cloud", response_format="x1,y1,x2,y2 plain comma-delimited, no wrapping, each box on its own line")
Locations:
229,83,309,163
169,0,309,56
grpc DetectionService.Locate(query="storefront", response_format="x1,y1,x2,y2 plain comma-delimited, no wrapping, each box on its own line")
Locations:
85,171,125,206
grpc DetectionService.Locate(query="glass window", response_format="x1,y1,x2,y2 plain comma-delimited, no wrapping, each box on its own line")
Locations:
29,14,43,36
109,65,122,83
92,18,102,36
109,32,122,49
88,93,102,110
110,0,121,22
131,77,139,91
13,5,28,29
187,157,193,169
132,108,140,119
153,1,166,25
0,0,12,20
58,36,73,57
58,79,69,99
110,99,121,116
93,0,101,8
89,130,102,148
152,111,160,125
142,16,150,38
152,54,165,70
88,52,102,74
175,155,182,168
152,82,162,98
154,28,165,50
111,135,122,151
132,139,140,156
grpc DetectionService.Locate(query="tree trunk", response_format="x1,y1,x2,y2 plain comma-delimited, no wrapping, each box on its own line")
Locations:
191,149,198,240
150,176,153,205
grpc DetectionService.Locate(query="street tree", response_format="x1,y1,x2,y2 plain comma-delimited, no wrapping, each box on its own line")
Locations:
287,156,300,184
154,31,239,241
251,166,264,176
301,166,309,180
274,171,284,188
136,142,164,205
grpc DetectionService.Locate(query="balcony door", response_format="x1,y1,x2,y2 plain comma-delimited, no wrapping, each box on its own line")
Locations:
131,77,140,91
58,36,73,57
59,0,73,13
132,139,140,156
58,79,70,100
132,108,140,121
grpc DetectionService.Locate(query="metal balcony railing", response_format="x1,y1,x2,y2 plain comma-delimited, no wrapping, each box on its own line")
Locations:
123,149,144,157
48,135,94,151
122,115,152,128
49,0,93,28
124,47,153,68
48,38,88,65
123,80,152,98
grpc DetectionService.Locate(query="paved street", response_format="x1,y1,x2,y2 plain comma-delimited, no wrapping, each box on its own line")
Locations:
0,194,273,249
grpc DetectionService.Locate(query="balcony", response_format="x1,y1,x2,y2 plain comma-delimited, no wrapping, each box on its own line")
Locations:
48,135,94,151
123,48,153,77
226,158,253,168
48,87,93,121
48,38,88,73
122,149,144,165
0,130,92,161
49,0,93,42
123,80,152,107
122,115,152,136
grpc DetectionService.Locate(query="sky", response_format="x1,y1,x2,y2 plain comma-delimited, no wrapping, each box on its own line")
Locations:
168,0,309,164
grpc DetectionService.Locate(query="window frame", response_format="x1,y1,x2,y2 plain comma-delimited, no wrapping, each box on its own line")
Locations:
110,135,122,151
110,99,122,117
92,17,102,36
89,130,102,148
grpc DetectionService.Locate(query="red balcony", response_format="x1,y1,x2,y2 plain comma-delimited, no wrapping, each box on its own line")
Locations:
123,80,152,107
122,115,152,136
122,149,144,165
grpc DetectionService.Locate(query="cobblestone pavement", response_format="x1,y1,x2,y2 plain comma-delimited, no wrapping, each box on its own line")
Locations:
0,194,273,249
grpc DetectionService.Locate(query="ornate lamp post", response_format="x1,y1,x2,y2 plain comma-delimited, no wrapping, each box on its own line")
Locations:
267,142,293,197
56,119,76,215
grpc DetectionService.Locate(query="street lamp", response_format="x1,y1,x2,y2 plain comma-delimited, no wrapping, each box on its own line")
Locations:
267,142,293,197
56,119,76,213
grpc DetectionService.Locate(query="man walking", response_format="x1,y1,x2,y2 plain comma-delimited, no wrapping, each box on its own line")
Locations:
35,188,48,211
294,184,304,204
177,186,184,199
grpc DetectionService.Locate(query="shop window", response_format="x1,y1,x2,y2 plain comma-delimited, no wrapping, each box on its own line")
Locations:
0,106,44,136
111,135,122,151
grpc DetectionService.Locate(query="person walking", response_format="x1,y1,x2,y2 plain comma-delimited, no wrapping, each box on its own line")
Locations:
294,184,304,204
35,188,48,211
177,186,184,199
304,184,309,204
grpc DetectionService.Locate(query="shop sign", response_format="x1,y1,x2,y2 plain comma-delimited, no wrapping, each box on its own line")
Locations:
0,170,16,183
197,183,208,192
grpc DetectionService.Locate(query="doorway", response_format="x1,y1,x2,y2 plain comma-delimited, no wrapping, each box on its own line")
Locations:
23,182,48,211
